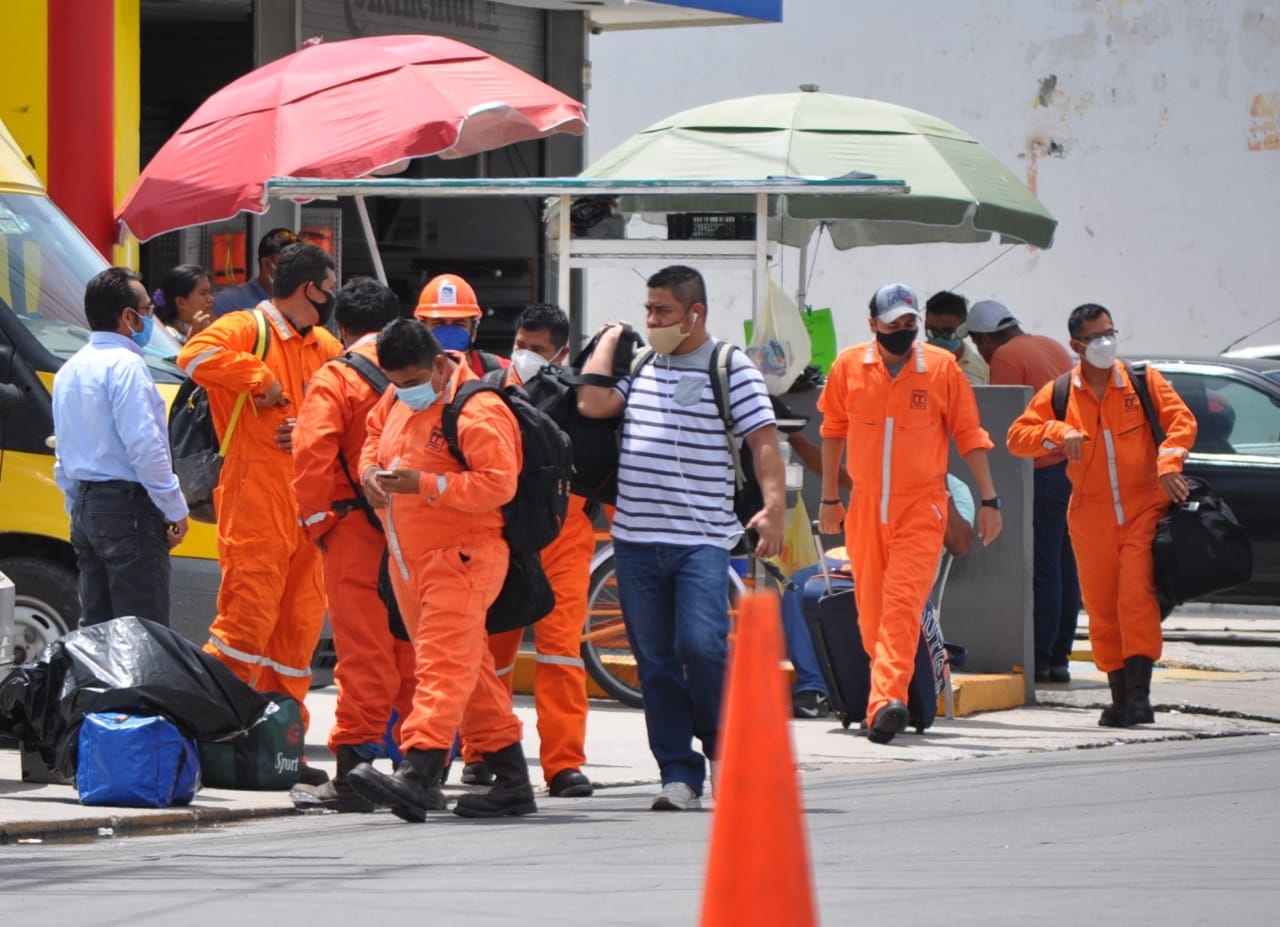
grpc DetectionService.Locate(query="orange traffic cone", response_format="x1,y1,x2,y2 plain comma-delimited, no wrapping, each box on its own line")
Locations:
700,592,818,927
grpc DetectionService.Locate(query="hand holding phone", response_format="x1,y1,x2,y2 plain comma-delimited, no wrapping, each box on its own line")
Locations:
374,469,396,478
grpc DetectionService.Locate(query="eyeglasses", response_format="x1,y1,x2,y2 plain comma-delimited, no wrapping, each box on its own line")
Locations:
926,327,961,341
1076,329,1119,344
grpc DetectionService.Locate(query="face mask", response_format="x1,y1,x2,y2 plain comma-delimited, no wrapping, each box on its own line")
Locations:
308,284,335,327
397,379,440,412
130,310,154,349
876,327,917,357
927,335,962,352
511,349,549,385
648,311,696,356
1084,335,1117,369
433,324,472,352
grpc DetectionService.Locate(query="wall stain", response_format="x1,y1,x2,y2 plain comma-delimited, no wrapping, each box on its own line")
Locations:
1036,74,1059,108
1248,92,1280,151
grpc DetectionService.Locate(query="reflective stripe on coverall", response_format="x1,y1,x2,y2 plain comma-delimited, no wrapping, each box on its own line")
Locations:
359,358,523,755
818,341,993,724
292,335,415,753
177,302,341,730
1006,362,1196,671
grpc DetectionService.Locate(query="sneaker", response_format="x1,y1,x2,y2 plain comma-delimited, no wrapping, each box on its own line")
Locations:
793,690,830,719
651,781,700,811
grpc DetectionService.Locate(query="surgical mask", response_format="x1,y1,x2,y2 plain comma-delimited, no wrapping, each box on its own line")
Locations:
308,285,335,327
876,327,917,357
511,349,549,385
648,312,697,355
397,379,440,411
433,324,472,352
130,310,154,349
927,335,962,352
1084,335,1117,369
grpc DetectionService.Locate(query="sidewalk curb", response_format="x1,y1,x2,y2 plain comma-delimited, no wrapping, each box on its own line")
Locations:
0,801,299,845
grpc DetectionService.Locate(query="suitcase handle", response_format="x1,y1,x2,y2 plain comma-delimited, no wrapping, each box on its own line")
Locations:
813,519,834,597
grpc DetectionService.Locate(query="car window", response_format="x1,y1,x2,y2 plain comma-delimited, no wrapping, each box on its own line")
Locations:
1164,371,1280,457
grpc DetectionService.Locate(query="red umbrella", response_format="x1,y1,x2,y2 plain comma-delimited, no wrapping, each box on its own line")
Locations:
116,34,586,242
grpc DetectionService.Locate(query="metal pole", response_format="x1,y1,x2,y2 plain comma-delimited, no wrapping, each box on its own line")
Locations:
754,192,768,326
796,228,809,311
354,195,387,284
557,194,572,316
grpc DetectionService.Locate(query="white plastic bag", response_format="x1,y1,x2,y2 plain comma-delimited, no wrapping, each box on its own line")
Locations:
746,277,812,394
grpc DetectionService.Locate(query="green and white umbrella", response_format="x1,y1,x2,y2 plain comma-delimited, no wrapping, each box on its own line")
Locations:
580,88,1057,250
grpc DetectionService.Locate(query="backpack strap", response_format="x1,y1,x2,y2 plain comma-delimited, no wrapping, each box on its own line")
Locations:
331,350,391,531
476,350,506,374
629,347,655,377
705,342,746,490
1050,371,1071,421
482,367,508,387
1121,360,1166,445
441,379,502,470
218,308,271,457
334,351,390,397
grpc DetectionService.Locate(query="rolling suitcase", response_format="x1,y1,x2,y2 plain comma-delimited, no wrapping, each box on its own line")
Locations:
801,564,941,734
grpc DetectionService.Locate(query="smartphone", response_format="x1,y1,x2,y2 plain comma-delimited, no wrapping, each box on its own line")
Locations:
374,469,396,478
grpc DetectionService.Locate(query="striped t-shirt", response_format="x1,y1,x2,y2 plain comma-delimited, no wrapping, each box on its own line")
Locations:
612,338,775,548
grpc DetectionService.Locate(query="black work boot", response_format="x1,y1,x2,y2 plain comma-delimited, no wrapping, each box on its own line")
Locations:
1098,669,1131,727
1125,656,1156,725
347,748,448,823
291,745,376,813
453,742,538,818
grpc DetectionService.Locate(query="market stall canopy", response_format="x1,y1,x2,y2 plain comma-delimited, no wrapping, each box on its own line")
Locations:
116,34,587,243
573,89,1057,249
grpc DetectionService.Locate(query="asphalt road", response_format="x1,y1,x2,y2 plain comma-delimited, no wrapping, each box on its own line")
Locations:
2,735,1277,926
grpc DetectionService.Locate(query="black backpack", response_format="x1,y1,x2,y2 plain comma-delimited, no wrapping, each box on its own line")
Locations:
442,378,573,555
1050,361,1253,612
631,341,765,532
169,309,269,523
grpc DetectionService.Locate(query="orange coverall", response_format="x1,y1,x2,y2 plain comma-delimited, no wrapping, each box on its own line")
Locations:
461,373,594,784
819,341,993,724
359,360,523,756
1006,363,1196,670
291,334,416,755
177,303,341,730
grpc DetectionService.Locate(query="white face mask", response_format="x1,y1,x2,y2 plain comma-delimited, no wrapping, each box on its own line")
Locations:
1084,335,1117,369
511,349,550,385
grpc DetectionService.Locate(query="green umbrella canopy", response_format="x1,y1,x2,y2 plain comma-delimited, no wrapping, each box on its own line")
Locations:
580,90,1057,249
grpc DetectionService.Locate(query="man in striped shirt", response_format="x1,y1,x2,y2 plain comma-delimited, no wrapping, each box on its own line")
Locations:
578,265,785,811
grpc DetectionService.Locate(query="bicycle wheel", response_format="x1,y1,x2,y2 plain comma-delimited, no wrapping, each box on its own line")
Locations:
581,553,643,708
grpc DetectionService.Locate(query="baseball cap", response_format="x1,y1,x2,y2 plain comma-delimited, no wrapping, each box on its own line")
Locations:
967,300,1021,334
869,283,921,323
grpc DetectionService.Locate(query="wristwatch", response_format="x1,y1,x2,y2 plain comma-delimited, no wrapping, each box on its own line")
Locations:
981,496,1002,510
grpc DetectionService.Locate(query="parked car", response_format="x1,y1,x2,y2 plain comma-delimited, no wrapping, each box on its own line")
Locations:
1223,344,1280,362
1128,355,1280,606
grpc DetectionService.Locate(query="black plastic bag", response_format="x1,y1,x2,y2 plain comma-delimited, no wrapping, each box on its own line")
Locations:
0,617,269,776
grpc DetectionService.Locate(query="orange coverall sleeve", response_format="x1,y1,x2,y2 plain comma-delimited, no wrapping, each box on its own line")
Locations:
816,349,853,438
944,363,995,455
176,312,276,396
358,388,395,477
292,362,351,523
433,397,520,513
1006,381,1080,458
1145,366,1197,476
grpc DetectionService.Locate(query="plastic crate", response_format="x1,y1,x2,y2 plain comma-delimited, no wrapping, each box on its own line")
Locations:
666,213,757,241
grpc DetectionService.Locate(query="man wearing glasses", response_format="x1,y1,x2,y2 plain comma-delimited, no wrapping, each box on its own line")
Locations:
924,290,989,385
967,300,1081,686
52,267,191,625
1007,302,1196,728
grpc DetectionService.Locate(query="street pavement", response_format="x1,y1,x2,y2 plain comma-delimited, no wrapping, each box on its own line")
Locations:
3,607,1279,843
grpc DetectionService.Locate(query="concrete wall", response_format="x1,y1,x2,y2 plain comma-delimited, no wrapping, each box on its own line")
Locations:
581,0,1280,358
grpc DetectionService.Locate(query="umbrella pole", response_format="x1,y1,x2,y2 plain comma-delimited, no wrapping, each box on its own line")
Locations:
796,231,809,311
354,195,388,284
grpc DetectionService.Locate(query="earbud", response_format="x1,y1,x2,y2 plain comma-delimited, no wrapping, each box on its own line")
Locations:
691,312,699,326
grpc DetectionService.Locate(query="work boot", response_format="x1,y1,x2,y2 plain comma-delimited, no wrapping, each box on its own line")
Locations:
548,768,593,798
461,760,495,786
291,745,376,813
454,742,538,818
1125,655,1156,725
347,748,448,823
1098,669,1131,727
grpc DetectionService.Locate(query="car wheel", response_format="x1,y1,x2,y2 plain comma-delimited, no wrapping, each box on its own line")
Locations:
0,557,79,664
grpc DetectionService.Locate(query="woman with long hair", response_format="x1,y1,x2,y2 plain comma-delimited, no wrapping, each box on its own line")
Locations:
154,264,214,343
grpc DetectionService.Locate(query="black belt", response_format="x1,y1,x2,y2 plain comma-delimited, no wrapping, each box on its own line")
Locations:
81,479,146,494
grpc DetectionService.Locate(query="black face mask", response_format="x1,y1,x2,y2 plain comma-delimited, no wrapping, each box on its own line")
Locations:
876,327,917,357
308,284,335,328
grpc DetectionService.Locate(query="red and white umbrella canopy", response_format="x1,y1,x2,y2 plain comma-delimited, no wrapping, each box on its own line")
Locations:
117,34,586,242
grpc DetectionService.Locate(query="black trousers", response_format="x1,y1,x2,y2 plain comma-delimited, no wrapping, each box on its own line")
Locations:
70,480,172,626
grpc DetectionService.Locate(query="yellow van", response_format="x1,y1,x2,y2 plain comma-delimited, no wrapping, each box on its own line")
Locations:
0,119,223,664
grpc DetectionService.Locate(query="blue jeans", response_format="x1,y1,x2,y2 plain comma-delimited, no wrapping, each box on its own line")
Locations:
780,564,828,696
70,480,172,626
612,539,731,796
1033,462,1082,671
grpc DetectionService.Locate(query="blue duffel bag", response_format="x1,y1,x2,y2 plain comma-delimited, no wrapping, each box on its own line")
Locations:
76,713,200,808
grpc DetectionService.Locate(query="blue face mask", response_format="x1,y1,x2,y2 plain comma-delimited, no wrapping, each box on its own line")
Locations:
131,311,155,349
433,324,472,352
928,335,961,352
397,379,440,412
